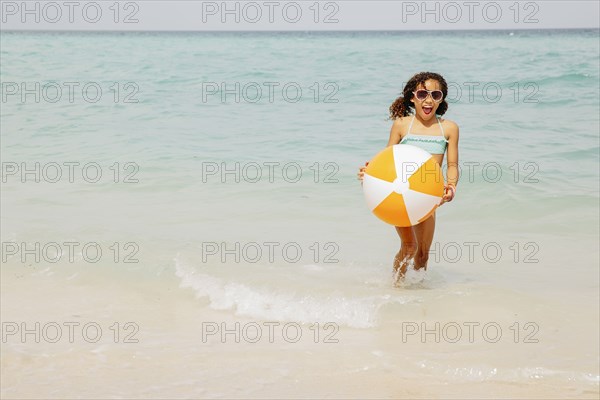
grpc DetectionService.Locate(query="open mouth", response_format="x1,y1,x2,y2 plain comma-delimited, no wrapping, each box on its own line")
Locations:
422,106,433,115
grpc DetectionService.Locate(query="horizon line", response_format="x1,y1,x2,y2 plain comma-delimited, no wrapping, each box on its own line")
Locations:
2,27,598,33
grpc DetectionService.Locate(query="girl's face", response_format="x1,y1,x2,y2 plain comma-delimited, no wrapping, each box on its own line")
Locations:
411,79,443,122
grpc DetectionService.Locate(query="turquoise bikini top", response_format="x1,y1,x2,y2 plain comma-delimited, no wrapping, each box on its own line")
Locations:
399,115,448,155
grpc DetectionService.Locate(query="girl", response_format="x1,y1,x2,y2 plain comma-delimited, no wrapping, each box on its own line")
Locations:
358,72,459,282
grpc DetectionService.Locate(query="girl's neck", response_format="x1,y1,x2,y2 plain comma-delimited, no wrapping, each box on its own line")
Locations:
414,113,437,128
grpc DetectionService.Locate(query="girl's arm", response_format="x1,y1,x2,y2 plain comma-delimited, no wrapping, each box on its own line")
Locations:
445,122,459,188
440,122,460,203
386,118,404,147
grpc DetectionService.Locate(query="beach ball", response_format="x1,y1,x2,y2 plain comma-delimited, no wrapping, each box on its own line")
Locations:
362,144,444,227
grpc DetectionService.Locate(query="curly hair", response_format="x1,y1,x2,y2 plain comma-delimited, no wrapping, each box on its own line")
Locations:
388,72,449,120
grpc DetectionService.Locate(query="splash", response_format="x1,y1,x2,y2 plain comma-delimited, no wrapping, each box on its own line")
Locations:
393,255,430,288
173,255,410,328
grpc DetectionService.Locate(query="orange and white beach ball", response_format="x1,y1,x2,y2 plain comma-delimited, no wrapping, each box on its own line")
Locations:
362,144,444,227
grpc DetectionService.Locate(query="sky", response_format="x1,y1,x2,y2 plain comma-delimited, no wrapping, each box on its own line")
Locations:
0,0,598,31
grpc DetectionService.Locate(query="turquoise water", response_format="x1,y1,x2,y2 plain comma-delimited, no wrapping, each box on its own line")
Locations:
2,30,598,264
1,30,599,397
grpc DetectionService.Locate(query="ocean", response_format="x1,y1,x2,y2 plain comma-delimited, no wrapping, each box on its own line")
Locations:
1,29,599,398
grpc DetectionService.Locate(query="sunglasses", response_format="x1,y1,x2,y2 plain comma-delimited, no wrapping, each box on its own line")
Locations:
413,89,444,102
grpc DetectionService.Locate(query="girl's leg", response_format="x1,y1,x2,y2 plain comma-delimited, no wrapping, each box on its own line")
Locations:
412,212,436,270
393,226,418,278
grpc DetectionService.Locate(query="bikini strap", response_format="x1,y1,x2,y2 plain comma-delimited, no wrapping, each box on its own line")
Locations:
436,116,447,140
407,115,415,135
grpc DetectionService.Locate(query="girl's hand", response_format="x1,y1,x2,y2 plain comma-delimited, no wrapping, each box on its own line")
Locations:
439,184,456,205
357,161,369,183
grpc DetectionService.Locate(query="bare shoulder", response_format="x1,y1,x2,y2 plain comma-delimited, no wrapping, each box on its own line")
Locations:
388,116,412,145
439,117,459,138
391,115,411,131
